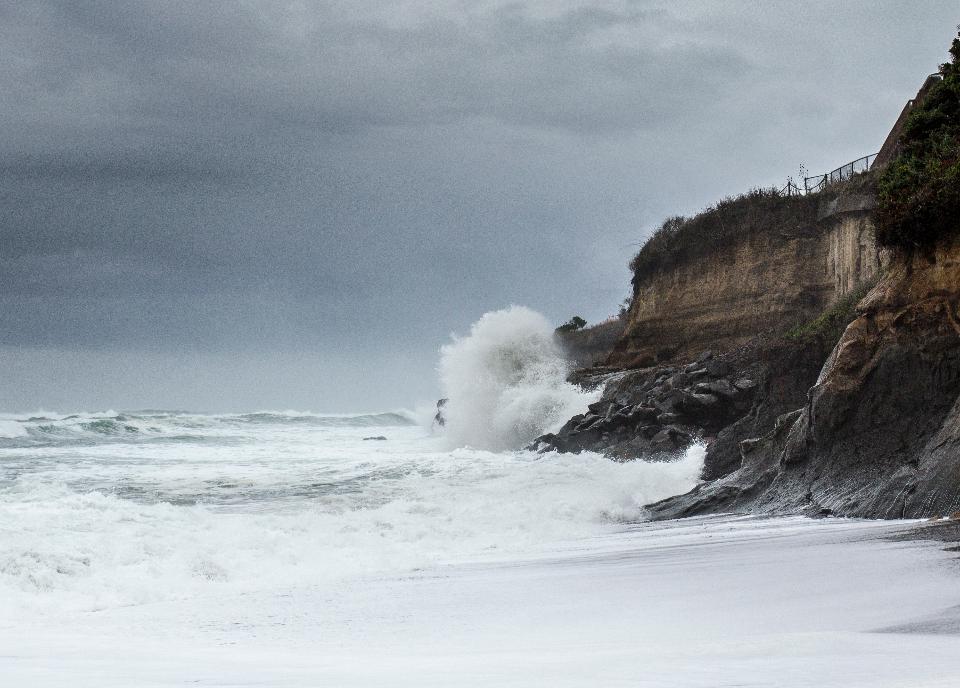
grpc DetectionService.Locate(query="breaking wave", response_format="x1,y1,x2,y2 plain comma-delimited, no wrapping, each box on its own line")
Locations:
438,306,598,450
0,410,417,448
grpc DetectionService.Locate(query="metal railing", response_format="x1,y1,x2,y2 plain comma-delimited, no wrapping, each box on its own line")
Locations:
803,153,876,194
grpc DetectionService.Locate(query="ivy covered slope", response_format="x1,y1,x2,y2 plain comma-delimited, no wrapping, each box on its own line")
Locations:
876,29,960,250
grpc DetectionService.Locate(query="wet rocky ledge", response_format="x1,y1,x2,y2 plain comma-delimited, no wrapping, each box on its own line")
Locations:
532,350,758,463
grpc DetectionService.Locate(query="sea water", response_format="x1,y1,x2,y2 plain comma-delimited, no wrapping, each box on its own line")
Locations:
2,307,960,686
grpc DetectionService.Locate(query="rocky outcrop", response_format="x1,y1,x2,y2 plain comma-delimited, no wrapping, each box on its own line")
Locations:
534,350,758,462
695,334,833,480
538,330,831,484
648,238,960,519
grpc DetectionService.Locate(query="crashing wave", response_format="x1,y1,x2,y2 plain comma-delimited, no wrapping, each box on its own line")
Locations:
438,305,598,451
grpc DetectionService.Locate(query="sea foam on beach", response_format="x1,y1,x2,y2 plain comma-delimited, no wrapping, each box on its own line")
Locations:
2,307,960,686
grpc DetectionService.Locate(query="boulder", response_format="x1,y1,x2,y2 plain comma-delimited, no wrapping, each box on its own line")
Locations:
705,359,732,377
689,392,720,406
652,425,692,449
694,380,738,398
629,405,660,422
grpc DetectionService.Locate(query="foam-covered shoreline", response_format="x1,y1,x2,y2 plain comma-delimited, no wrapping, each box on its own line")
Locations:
4,514,959,687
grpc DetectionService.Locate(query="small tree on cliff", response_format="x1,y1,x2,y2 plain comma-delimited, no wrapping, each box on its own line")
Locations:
556,316,587,333
876,28,960,251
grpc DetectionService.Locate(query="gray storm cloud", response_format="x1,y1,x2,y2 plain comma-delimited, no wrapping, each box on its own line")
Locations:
0,1,956,411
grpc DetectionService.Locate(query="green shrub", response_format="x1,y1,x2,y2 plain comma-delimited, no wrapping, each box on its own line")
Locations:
786,279,876,345
556,315,587,333
876,29,960,250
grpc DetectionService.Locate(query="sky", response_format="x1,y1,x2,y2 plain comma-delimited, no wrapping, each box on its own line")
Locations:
1,1,957,412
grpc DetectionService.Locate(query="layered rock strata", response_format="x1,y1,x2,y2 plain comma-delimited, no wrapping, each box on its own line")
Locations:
609,191,885,368
648,238,960,519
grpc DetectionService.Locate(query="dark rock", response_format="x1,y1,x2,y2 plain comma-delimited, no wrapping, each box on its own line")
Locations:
629,405,660,422
739,437,763,457
700,415,754,481
696,350,714,363
536,316,835,473
694,379,738,398
640,424,660,439
433,398,448,427
574,414,600,431
655,390,687,414
528,434,559,452
650,241,960,519
774,408,803,435
652,426,690,449
705,359,732,377
363,436,387,441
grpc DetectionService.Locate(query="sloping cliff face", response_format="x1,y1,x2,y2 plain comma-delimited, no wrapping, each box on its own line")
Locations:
648,238,960,519
609,192,885,367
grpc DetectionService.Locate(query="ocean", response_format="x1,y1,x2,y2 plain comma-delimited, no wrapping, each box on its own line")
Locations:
2,307,960,685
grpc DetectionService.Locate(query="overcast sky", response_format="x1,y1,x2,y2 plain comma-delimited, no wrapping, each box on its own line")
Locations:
1,1,956,412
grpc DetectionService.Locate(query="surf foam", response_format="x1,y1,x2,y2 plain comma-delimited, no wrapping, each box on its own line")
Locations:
438,306,597,450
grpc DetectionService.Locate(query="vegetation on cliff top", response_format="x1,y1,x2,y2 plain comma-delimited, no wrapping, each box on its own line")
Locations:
876,29,960,251
629,188,820,290
555,316,587,333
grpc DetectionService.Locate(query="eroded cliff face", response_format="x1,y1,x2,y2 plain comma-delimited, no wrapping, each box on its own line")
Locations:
609,196,886,367
826,210,886,296
648,238,960,519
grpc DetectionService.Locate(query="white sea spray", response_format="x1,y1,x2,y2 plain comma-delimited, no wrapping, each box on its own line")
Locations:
438,305,598,451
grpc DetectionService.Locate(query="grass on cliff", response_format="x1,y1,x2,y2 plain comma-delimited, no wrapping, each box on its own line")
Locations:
786,279,876,345
629,188,821,290
876,29,960,251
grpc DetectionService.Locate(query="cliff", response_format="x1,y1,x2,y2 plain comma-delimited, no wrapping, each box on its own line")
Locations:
609,184,886,367
537,37,960,520
648,237,960,519
539,224,960,519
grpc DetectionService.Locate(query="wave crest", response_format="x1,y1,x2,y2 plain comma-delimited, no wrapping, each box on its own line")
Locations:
438,306,597,450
